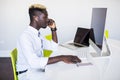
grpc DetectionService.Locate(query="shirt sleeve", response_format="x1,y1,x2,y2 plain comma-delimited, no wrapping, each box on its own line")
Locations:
18,34,48,69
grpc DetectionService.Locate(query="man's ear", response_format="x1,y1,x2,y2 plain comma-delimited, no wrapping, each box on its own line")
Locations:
34,16,38,21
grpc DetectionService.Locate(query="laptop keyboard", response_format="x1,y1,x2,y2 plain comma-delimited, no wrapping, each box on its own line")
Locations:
76,48,89,58
59,43,83,50
59,44,89,58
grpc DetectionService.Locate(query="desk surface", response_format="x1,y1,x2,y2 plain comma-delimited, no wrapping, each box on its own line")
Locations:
27,39,120,80
1,39,120,80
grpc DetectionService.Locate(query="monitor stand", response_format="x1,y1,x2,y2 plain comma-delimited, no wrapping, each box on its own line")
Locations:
89,37,111,57
101,37,111,56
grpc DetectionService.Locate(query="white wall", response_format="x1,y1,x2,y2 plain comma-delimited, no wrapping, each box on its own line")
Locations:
0,0,120,51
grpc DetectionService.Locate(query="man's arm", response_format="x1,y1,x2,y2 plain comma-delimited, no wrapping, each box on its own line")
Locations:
47,19,81,64
47,55,81,65
51,30,58,43
47,19,58,43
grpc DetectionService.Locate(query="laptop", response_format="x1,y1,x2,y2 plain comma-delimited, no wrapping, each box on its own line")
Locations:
60,27,91,50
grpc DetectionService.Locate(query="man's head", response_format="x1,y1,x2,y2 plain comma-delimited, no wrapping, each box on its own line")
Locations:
29,4,48,29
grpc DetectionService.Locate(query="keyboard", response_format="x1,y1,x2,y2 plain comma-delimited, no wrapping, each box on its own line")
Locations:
76,47,89,58
59,44,89,58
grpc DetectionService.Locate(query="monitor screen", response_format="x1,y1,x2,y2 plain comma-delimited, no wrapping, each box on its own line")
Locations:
90,8,107,50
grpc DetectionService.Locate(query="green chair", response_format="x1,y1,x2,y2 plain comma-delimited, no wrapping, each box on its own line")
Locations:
43,49,53,57
10,48,18,80
45,34,52,41
104,29,109,39
44,34,53,57
10,48,52,80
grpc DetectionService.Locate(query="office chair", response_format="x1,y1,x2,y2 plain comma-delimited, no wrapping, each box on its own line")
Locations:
105,30,109,39
45,34,52,41
10,48,18,80
43,49,53,57
44,34,53,57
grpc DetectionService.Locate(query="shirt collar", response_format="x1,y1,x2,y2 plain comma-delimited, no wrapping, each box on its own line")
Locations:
28,25,40,36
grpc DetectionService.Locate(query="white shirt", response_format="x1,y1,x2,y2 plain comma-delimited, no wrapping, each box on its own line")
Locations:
16,26,58,71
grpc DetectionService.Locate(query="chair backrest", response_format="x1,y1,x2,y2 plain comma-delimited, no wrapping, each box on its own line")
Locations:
45,34,52,41
10,48,18,80
44,34,53,57
104,30,109,39
43,49,53,57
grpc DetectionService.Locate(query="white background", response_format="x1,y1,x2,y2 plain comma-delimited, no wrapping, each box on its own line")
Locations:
0,0,120,51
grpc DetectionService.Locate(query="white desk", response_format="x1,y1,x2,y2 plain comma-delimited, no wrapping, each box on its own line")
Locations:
27,39,120,80
0,39,120,80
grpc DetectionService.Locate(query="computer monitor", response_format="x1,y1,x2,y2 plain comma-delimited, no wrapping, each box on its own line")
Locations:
89,8,107,55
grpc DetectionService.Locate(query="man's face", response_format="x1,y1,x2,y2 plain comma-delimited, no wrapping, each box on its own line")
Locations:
37,12,48,28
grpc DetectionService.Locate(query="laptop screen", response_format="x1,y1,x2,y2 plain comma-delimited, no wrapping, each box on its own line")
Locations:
74,27,90,46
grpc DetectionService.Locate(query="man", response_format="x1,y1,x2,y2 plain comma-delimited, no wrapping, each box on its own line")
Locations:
16,4,81,80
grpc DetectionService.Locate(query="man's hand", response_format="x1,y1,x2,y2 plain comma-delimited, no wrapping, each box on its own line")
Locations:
61,55,81,64
47,19,56,28
47,55,81,65
47,18,58,43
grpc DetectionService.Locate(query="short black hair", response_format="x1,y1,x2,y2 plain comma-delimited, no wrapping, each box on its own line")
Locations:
29,4,48,21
